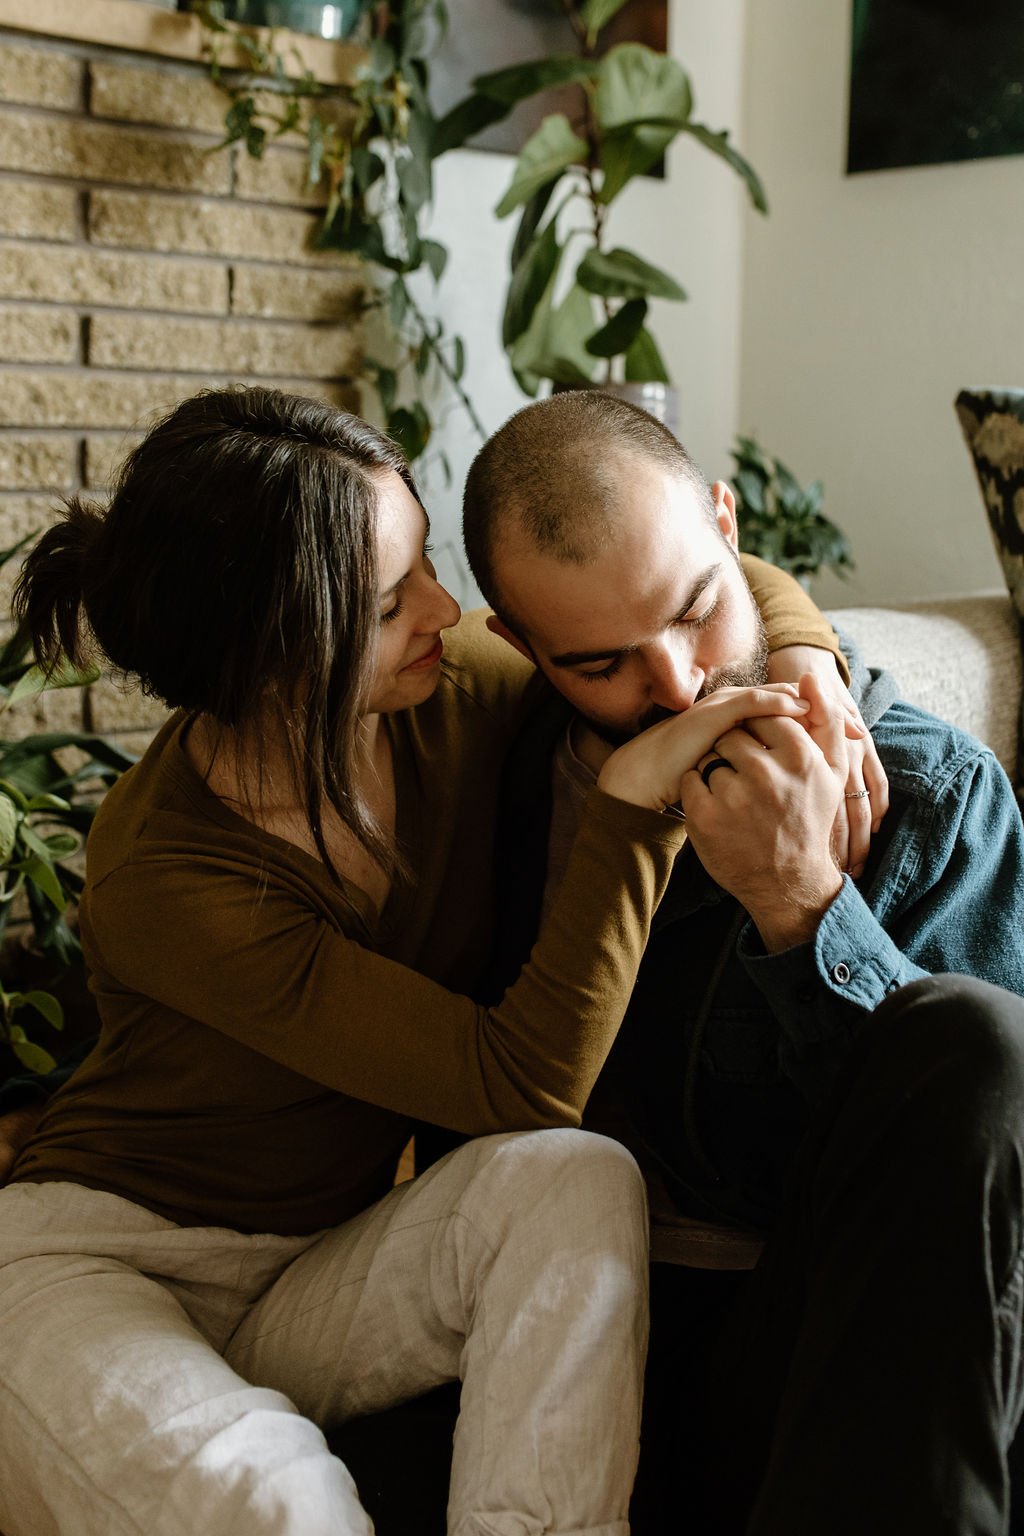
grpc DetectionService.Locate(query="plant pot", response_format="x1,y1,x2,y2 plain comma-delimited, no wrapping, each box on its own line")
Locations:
206,0,366,39
553,381,680,438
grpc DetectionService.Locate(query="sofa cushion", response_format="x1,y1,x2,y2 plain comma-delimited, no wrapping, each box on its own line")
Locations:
955,387,1024,787
828,595,1020,782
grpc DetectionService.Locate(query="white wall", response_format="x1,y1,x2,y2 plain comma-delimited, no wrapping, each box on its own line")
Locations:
739,0,1011,606
420,0,752,608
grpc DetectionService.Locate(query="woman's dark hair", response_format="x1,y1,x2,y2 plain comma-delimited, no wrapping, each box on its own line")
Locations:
13,386,419,880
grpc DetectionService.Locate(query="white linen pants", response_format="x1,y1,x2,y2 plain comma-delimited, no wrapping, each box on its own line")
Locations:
0,1128,648,1536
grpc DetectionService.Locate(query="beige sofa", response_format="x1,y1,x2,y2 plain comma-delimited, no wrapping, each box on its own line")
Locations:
830,592,1021,781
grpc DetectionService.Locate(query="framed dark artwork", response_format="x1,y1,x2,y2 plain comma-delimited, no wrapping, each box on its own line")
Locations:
430,0,668,156
847,0,1024,174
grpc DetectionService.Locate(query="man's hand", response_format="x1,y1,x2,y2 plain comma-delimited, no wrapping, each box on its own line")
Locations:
0,1102,44,1183
679,674,846,952
768,644,889,879
598,684,811,811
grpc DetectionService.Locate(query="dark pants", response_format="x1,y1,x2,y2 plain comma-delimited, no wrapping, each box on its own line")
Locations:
336,975,1024,1535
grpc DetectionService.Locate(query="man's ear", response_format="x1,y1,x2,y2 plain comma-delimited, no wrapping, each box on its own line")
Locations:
485,612,535,663
710,480,739,552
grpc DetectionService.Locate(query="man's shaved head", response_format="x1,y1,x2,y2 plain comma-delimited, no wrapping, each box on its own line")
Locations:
463,391,715,630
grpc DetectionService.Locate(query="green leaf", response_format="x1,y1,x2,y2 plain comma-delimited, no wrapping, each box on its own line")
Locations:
596,45,693,134
577,247,686,302
421,240,448,284
17,990,64,1031
42,831,79,859
372,364,398,418
451,336,465,382
397,151,431,213
6,658,99,708
0,795,18,863
367,38,397,84
495,115,587,220
681,122,768,213
472,54,597,105
595,45,693,201
581,0,631,43
388,279,409,330
538,281,600,386
598,122,675,203
431,92,511,156
624,326,671,384
387,404,431,463
0,778,28,812
585,298,648,358
19,854,66,912
503,217,563,347
507,254,562,395
350,147,386,192
510,181,556,272
10,1037,56,1073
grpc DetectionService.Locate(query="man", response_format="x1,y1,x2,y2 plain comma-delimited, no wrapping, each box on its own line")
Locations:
462,389,1024,1536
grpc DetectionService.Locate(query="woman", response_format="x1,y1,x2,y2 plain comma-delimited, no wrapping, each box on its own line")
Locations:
0,387,850,1536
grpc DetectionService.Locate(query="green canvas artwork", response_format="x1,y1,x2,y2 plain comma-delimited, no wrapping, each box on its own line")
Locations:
847,0,1024,174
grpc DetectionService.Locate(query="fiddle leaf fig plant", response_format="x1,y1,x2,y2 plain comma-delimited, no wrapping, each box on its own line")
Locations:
435,0,767,396
731,434,854,584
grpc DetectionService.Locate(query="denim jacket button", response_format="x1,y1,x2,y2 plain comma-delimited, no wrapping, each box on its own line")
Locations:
832,961,852,985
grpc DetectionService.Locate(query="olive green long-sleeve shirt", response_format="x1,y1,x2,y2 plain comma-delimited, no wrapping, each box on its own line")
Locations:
12,573,840,1236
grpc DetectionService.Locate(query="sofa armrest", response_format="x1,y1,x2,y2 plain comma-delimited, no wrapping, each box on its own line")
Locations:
826,593,1021,779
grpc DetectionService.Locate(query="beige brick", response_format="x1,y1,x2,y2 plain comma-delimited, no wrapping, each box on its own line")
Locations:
88,58,354,142
90,312,360,379
0,109,230,195
234,142,329,209
0,41,80,111
9,679,88,735
83,432,142,490
0,371,358,430
89,188,339,268
231,262,363,322
88,676,169,733
89,58,228,135
0,304,77,363
0,181,78,242
0,434,77,490
0,241,227,315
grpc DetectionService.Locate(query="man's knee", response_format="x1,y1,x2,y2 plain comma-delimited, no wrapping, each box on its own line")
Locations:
873,974,1024,1130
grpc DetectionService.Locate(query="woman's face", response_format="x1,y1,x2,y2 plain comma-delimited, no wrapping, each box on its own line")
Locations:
366,470,462,715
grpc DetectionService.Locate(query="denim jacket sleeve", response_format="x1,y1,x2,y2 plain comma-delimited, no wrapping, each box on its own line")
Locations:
737,703,1024,1106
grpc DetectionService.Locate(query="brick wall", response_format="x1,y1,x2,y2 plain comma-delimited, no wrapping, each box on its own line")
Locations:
0,26,365,748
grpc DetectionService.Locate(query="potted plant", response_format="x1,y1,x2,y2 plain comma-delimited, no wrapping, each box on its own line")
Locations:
730,433,854,586
434,0,767,422
0,553,136,1078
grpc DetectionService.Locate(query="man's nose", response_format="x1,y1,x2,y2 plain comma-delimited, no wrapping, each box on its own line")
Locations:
646,641,702,713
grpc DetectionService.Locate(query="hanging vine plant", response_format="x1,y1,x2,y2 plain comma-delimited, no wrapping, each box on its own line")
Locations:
193,0,484,476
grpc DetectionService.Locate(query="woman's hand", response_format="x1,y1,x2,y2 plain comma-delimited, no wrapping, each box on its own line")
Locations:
768,644,889,879
597,684,811,812
0,1103,44,1183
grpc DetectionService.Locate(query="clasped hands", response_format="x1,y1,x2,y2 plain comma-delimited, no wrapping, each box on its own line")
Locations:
599,661,888,956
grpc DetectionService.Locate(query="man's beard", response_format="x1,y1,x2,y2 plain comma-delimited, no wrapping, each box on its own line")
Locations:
579,608,770,748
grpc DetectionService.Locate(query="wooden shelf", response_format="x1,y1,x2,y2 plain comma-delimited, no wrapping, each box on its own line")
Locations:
0,0,363,85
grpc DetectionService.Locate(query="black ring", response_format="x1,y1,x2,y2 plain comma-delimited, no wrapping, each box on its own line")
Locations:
700,756,734,787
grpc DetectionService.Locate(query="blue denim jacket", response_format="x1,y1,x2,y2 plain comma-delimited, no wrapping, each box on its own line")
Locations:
602,645,1024,1228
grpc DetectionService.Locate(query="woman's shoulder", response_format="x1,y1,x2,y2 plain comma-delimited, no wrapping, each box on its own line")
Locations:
437,608,535,718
